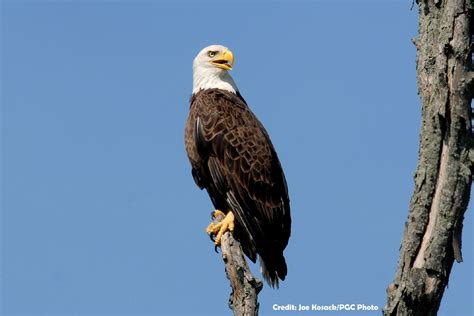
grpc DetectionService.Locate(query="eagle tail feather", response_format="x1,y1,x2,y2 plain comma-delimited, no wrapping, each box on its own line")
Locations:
259,253,287,289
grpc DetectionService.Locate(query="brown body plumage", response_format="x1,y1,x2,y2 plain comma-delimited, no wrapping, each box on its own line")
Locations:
185,87,291,287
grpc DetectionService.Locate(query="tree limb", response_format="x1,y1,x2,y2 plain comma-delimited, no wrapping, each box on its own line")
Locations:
220,232,263,316
213,214,263,316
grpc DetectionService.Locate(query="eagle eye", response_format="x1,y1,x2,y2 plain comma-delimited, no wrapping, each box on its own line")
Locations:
207,51,217,58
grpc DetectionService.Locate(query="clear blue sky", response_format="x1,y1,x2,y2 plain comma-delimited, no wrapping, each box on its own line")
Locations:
1,1,472,315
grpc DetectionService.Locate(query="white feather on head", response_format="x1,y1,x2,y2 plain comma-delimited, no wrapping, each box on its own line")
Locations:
192,44,238,94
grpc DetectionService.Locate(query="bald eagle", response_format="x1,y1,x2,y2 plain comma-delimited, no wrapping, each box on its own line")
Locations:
184,45,291,287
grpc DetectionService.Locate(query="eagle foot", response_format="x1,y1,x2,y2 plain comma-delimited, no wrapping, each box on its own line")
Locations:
206,210,235,247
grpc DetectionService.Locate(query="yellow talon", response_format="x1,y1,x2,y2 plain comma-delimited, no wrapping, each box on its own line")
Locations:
206,210,235,246
206,210,225,235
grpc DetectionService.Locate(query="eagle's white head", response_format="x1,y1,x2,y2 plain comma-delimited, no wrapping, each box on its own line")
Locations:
192,44,238,94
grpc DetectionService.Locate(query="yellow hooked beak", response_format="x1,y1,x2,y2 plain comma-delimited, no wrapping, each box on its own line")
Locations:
211,49,234,71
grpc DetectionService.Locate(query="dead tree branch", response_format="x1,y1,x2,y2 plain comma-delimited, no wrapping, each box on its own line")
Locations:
384,1,473,315
220,232,263,316
213,214,263,316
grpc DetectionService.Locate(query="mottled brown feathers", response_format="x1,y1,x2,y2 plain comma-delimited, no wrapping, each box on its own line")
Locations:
185,88,291,287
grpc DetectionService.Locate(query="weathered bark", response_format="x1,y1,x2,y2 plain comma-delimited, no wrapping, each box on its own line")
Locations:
384,1,473,315
220,232,263,316
213,214,263,316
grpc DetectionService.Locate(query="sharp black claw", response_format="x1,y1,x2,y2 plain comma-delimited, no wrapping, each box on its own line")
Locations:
214,245,219,253
209,233,216,242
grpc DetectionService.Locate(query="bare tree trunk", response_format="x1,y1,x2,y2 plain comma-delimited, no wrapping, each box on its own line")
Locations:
220,232,263,316
212,214,263,316
384,1,473,315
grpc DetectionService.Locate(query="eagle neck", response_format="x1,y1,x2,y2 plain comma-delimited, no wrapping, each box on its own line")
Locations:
192,70,238,94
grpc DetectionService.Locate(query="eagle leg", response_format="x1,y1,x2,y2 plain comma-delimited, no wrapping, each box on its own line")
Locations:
206,210,235,246
206,210,225,241
211,209,226,221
